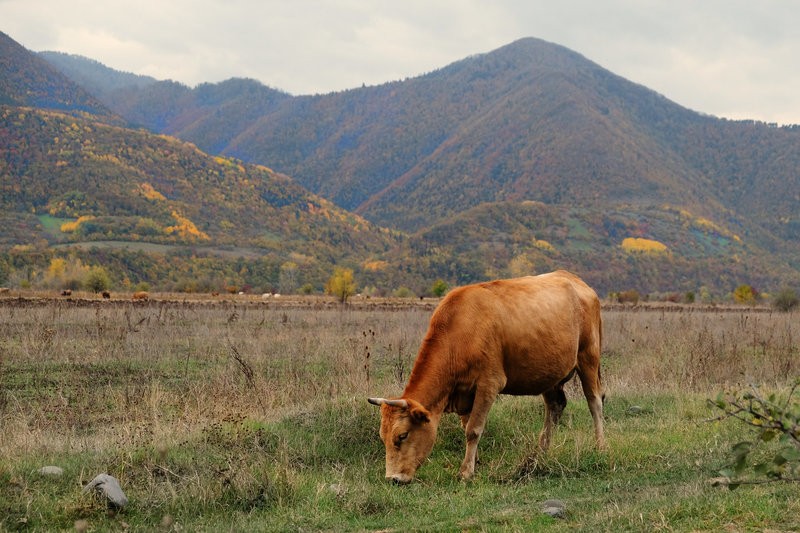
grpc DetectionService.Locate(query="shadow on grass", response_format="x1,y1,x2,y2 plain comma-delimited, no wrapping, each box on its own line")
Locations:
509,448,611,483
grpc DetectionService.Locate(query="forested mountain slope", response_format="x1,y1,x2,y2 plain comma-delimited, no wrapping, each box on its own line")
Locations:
59,37,800,244
0,32,118,122
3,32,798,295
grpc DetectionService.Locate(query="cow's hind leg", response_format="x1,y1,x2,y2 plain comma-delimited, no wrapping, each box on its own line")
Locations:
577,354,606,450
537,385,567,452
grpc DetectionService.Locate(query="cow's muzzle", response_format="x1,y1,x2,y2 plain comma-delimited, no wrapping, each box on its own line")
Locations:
387,473,412,485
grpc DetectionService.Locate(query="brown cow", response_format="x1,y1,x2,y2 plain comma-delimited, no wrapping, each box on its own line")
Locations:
368,270,605,483
132,291,149,301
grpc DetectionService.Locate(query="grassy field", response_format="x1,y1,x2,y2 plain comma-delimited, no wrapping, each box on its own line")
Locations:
1,296,798,531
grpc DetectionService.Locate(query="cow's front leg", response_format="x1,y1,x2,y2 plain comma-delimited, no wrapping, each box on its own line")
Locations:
459,385,500,480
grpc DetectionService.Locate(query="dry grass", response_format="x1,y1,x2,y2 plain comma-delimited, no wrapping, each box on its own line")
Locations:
603,306,797,393
2,300,797,460
0,298,430,460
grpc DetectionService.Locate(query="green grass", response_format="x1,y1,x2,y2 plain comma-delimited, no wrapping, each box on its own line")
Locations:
4,396,797,531
36,214,71,239
1,302,798,531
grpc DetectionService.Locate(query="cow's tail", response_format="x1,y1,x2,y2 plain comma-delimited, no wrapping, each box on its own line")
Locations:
598,313,605,403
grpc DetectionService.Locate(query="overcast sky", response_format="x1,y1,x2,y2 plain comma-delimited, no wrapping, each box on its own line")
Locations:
2,0,798,124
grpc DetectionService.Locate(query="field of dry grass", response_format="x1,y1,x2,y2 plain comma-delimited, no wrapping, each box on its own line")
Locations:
1,295,798,530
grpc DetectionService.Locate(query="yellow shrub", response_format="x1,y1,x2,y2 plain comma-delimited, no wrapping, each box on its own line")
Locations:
621,237,668,254
139,183,166,201
363,260,389,271
60,215,95,233
164,211,210,241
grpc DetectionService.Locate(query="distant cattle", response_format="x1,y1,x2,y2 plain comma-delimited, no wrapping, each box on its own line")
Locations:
101,291,111,299
132,291,149,301
61,289,72,297
369,270,605,483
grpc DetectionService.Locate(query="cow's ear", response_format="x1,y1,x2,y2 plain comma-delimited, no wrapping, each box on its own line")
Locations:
406,399,431,424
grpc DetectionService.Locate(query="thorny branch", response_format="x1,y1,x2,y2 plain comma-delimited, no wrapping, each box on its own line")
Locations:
708,379,800,487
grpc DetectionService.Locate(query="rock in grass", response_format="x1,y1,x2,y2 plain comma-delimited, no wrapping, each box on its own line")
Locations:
38,466,64,476
541,499,566,518
82,474,128,509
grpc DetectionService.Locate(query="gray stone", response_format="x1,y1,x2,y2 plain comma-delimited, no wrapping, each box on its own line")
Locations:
541,499,566,518
82,473,128,509
38,466,64,476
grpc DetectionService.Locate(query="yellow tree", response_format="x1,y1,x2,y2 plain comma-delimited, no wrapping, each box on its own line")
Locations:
733,284,756,304
325,267,356,303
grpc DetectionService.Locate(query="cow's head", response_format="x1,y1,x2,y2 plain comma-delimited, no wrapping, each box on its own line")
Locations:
367,397,438,484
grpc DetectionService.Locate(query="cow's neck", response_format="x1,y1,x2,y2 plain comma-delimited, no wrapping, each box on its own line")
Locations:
401,342,454,415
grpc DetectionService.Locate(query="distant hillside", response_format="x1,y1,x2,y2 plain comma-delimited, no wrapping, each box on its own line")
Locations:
0,32,117,121
0,104,401,291
397,201,800,295
38,51,159,96
0,105,379,245
9,32,800,296
37,50,293,151
63,38,800,241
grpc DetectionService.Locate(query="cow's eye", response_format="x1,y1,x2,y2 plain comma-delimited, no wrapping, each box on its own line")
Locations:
394,432,409,447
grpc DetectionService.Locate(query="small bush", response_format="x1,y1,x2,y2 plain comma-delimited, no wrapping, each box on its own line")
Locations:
84,266,111,293
733,284,757,304
134,281,150,292
430,279,448,298
709,380,800,488
773,288,799,312
299,283,315,295
392,287,414,298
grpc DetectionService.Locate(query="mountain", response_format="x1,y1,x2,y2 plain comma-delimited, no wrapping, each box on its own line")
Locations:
39,50,292,153
9,33,800,296
38,51,159,97
0,32,118,122
60,38,800,239
0,33,402,293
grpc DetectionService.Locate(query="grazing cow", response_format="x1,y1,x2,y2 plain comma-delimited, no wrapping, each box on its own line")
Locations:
102,290,111,299
61,289,72,297
368,270,605,483
132,291,149,301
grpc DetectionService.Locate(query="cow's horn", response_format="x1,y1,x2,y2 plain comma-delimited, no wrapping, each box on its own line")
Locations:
367,398,408,408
